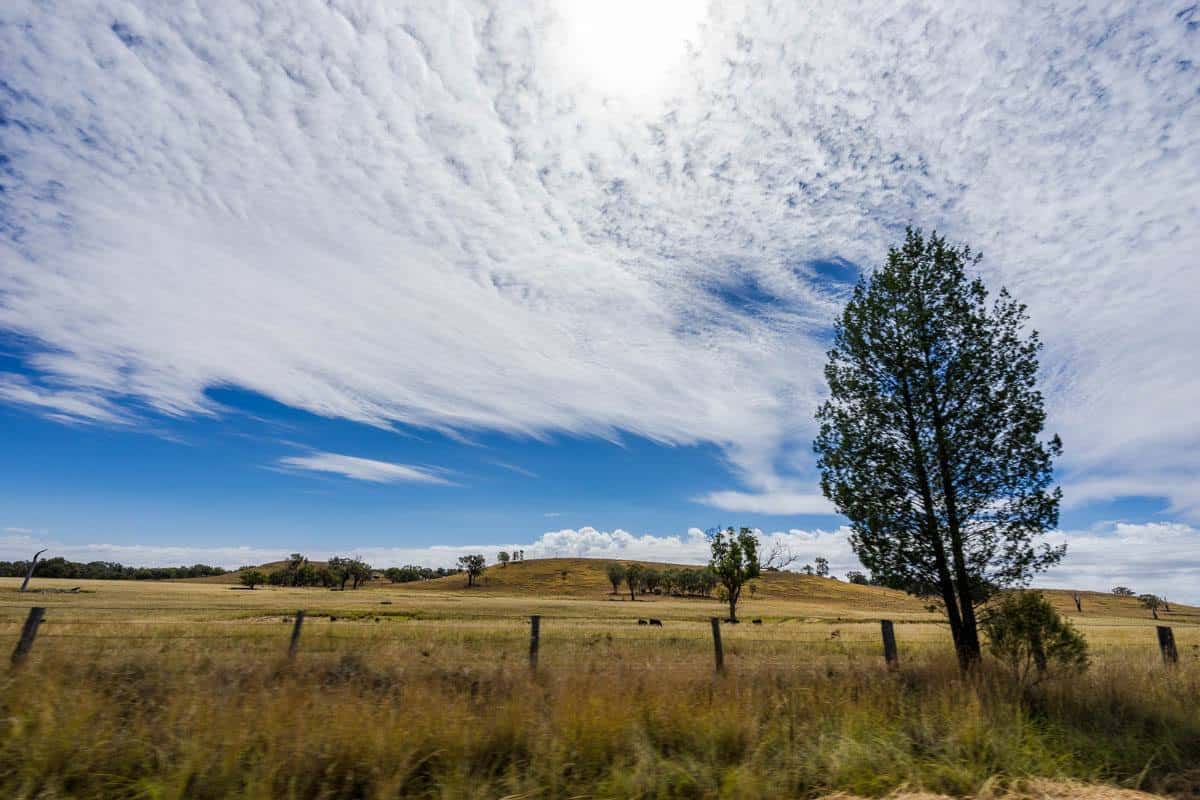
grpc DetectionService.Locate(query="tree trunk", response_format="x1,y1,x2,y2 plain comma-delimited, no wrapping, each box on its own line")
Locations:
727,586,739,623
923,367,982,667
899,379,970,668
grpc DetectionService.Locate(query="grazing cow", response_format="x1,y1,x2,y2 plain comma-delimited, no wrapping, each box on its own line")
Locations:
649,619,663,627
752,618,763,625
637,618,649,625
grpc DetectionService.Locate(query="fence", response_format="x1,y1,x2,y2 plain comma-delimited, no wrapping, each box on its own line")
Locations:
9,606,1187,673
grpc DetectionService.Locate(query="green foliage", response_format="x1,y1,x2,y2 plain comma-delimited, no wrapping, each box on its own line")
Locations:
0,558,226,581
497,551,510,566
327,556,373,590
814,228,1064,668
814,556,830,577
604,562,625,594
623,563,643,601
1111,586,1135,597
457,554,486,587
708,527,760,622
845,570,869,585
982,591,1088,688
384,565,455,583
238,570,266,589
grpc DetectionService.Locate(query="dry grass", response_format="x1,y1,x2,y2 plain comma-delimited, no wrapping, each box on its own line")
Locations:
1,569,1198,799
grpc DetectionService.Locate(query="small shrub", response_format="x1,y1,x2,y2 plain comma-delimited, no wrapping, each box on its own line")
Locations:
982,591,1088,688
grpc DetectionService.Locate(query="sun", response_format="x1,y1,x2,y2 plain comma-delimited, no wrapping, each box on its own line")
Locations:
550,0,709,103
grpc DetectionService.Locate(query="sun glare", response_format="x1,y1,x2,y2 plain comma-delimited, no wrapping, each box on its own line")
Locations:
551,0,709,103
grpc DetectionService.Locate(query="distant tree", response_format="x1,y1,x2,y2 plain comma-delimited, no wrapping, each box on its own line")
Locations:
605,562,625,595
1138,594,1162,620
518,549,525,561
642,567,662,594
801,564,814,576
240,570,266,590
709,527,761,623
624,563,644,601
497,551,511,567
982,591,1088,688
283,553,307,586
814,557,830,578
815,228,1064,670
846,570,869,585
458,554,486,587
327,556,372,590
1111,586,1135,597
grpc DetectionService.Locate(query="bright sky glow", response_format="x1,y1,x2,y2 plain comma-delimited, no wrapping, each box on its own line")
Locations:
551,0,708,101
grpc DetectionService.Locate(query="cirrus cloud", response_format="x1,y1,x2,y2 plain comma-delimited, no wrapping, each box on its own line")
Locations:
0,1,1196,516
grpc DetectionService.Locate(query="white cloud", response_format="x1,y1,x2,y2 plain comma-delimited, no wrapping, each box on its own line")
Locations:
0,1,1196,516
6,521,1198,602
1035,522,1200,602
277,452,455,485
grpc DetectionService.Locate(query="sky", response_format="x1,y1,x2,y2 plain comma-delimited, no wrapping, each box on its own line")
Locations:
1,2,1198,598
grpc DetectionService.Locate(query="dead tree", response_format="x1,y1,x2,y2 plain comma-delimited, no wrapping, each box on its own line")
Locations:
18,550,47,593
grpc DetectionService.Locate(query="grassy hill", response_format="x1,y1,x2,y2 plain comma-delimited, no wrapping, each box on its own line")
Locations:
188,556,1199,624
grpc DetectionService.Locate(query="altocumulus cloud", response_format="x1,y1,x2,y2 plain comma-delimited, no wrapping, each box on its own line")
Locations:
0,2,1197,516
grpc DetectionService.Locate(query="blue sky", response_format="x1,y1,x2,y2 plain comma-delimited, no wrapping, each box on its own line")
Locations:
1,1,1198,599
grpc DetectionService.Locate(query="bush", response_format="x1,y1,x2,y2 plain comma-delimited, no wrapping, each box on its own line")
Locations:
982,591,1088,687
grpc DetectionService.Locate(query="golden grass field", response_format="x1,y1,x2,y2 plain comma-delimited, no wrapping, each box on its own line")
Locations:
1,559,1198,799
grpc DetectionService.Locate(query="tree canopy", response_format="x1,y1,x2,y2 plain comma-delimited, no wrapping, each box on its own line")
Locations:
814,228,1064,668
708,527,760,623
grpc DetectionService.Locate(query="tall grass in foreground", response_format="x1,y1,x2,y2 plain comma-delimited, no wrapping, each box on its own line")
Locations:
1,634,1197,799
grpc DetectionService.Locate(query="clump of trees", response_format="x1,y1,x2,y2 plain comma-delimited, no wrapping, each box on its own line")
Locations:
383,565,457,583
1111,586,1135,597
327,556,373,590
982,591,1088,688
603,561,718,600
815,229,1065,670
0,558,227,581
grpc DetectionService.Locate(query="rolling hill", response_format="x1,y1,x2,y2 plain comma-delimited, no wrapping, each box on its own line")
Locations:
191,557,1199,624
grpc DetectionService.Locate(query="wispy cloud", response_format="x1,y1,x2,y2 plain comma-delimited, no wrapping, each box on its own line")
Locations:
489,461,539,479
0,2,1196,517
277,452,455,486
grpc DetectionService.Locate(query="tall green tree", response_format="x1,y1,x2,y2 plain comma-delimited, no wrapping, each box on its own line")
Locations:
814,228,1064,669
708,527,760,623
457,554,486,587
605,562,626,595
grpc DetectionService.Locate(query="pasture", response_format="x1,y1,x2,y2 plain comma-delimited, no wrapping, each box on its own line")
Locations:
1,562,1198,799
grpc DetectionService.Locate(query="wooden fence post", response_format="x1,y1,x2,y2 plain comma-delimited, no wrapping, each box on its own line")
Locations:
18,550,47,593
880,619,898,670
529,615,540,671
288,610,305,659
1156,626,1178,665
710,617,724,674
11,607,45,667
